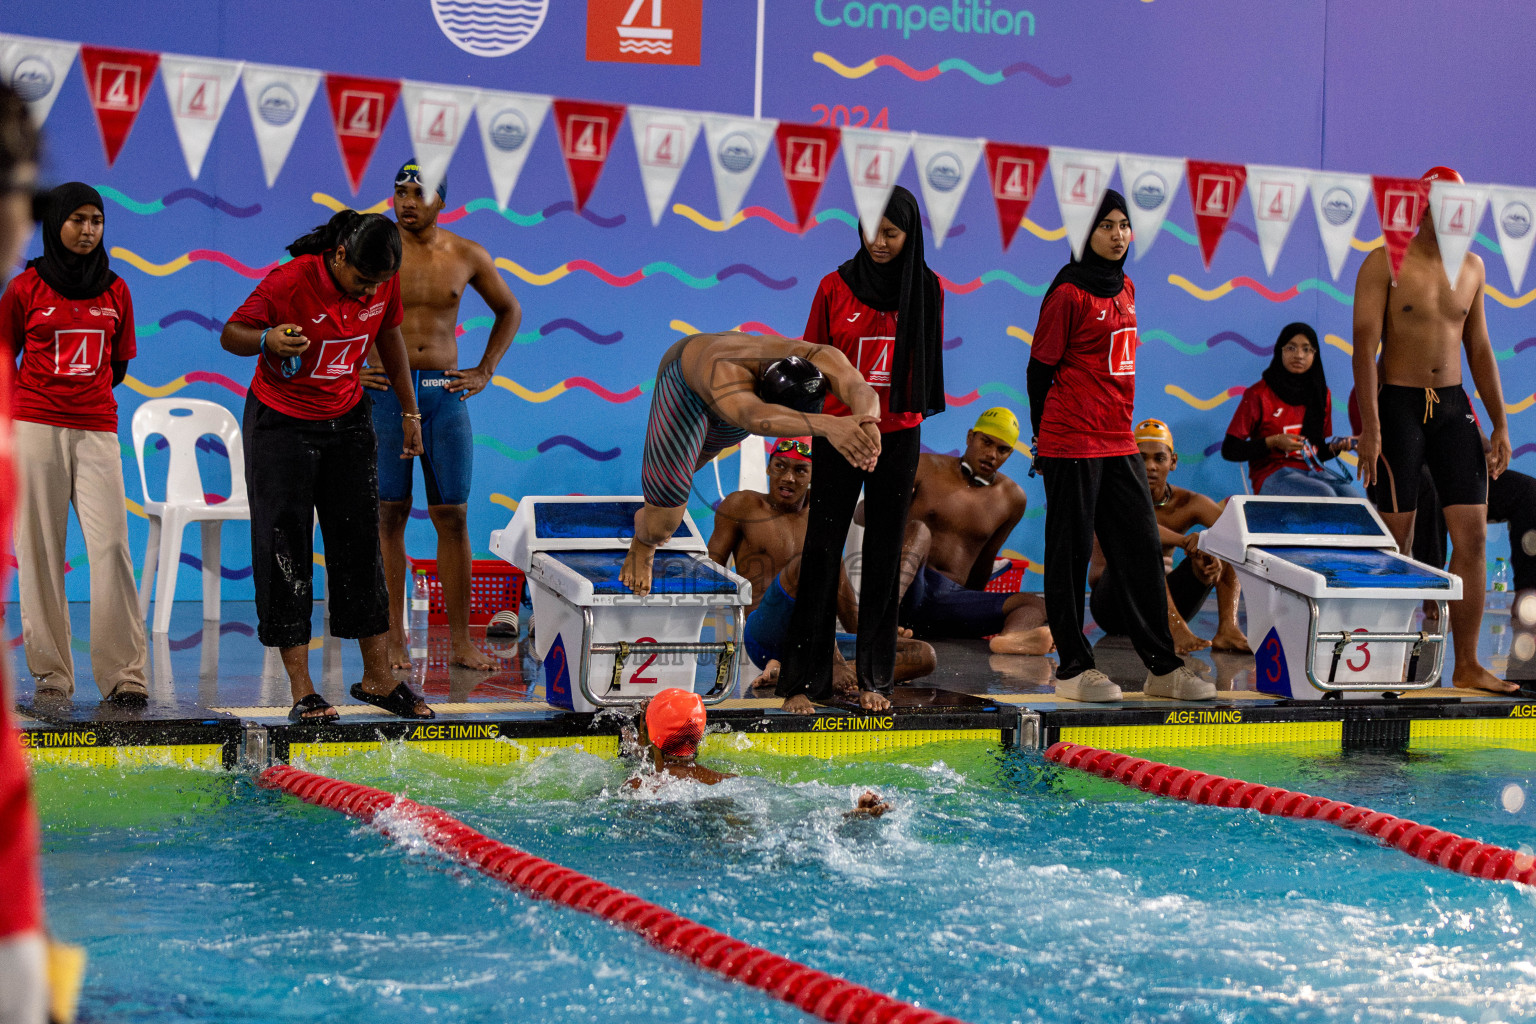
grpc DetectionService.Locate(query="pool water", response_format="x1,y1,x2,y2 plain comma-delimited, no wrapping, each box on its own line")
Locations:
33,740,1536,1023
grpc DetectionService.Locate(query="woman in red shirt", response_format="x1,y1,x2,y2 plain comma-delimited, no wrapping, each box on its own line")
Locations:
0,182,148,707
1222,322,1359,496
222,210,430,721
775,186,946,713
1027,190,1210,704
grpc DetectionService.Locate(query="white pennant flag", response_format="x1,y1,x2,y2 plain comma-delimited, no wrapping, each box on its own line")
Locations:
1050,147,1118,260
841,127,915,242
400,80,479,201
474,90,550,212
1428,180,1491,288
911,133,982,249
0,33,78,127
1489,187,1536,293
1245,164,1311,276
703,114,778,224
1307,171,1372,281
160,54,244,180
1117,153,1184,261
627,105,701,226
241,62,321,188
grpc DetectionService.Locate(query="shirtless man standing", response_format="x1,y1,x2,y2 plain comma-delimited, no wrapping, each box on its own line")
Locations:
1353,166,1515,695
621,332,880,595
1090,419,1249,655
899,407,1052,655
363,162,522,671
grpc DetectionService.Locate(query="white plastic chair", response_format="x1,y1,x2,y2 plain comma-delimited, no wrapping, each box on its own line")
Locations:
133,399,251,634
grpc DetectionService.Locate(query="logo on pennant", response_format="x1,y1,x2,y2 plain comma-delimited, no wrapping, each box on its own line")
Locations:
1307,171,1371,282
1490,187,1536,292
703,114,777,224
78,45,159,166
242,63,321,188
1245,164,1310,277
912,134,982,250
841,127,914,243
160,54,243,180
0,34,79,127
983,141,1047,251
1371,176,1429,281
1428,180,1490,289
628,105,701,225
775,122,841,232
476,90,550,211
325,73,400,194
1185,160,1247,269
401,81,479,202
1049,147,1119,260
587,0,702,65
553,98,626,212
1117,154,1185,261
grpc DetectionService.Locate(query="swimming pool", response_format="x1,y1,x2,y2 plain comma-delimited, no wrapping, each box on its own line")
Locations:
33,738,1536,1023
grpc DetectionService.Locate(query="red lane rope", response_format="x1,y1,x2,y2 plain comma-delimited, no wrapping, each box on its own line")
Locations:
257,765,969,1024
1044,742,1536,883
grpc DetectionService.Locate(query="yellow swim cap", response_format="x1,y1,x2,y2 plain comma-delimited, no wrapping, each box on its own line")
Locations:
972,407,1019,448
1134,418,1175,450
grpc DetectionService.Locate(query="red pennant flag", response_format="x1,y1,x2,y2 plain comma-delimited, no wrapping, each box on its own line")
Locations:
983,141,1048,250
78,45,160,166
1185,160,1247,269
324,73,400,195
1372,175,1430,281
775,122,841,233
552,99,626,212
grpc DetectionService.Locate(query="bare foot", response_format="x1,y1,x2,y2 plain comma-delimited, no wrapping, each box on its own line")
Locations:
781,694,817,714
1422,599,1441,623
387,638,412,671
451,639,497,671
989,626,1055,656
620,539,655,595
1172,622,1212,654
750,659,780,690
1211,627,1252,654
1453,664,1521,695
857,690,891,711
832,661,860,696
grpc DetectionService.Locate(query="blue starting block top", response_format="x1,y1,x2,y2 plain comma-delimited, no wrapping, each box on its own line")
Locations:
534,501,690,541
1264,547,1452,590
1243,500,1387,538
556,551,740,595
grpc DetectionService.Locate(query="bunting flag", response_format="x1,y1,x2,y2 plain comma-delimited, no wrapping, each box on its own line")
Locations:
1371,175,1429,281
1489,186,1536,292
1307,171,1371,282
703,114,778,224
0,34,78,127
1427,179,1490,287
1049,147,1117,260
911,133,982,249
1185,160,1246,269
553,98,626,212
1245,164,1310,276
841,127,914,242
400,80,479,201
325,73,399,194
159,54,243,180
78,44,160,166
241,63,321,188
1118,153,1185,261
628,105,701,226
982,141,1048,251
775,121,841,233
474,89,550,212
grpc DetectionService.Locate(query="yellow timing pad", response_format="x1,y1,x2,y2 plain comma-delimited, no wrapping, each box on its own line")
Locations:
1060,721,1343,750
22,741,226,769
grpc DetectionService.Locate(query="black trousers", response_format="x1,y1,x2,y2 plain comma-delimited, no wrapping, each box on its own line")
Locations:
1038,454,1182,679
777,426,921,700
1092,556,1211,635
1414,463,1536,591
244,394,390,648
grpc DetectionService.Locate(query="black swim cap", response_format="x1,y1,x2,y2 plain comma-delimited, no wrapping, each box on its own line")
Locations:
758,356,826,414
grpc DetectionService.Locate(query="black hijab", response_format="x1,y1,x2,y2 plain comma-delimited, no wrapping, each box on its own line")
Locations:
1261,322,1329,448
29,182,115,300
836,185,945,417
1043,188,1130,302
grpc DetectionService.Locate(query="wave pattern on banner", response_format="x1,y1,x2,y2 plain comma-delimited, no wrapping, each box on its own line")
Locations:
312,192,624,227
492,258,796,290
812,51,1071,87
98,186,261,218
111,247,277,279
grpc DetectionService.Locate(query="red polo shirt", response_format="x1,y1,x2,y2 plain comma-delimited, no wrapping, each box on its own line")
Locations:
802,271,927,433
1031,279,1139,458
1226,379,1335,491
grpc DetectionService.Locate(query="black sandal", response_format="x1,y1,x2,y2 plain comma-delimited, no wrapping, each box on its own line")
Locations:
349,682,435,719
288,693,337,722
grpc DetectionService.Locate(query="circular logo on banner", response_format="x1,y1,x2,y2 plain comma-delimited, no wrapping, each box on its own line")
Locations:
256,83,299,127
1501,201,1533,240
488,109,530,152
1132,171,1167,211
717,132,757,174
431,0,549,57
925,152,963,193
1320,187,1356,226
9,57,53,102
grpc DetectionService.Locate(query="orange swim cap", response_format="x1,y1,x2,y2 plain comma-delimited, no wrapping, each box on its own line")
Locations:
645,688,706,757
1421,166,1464,184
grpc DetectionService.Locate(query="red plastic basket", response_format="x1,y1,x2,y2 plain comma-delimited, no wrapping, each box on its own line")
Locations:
408,558,526,626
983,558,1029,594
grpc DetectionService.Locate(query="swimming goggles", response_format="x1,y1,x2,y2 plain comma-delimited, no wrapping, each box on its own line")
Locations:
772,438,811,457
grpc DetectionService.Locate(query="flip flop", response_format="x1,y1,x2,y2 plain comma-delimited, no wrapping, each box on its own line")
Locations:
288,692,337,722
350,682,435,719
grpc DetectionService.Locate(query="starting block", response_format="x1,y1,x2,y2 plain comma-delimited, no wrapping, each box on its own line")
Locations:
489,496,750,711
1199,496,1460,699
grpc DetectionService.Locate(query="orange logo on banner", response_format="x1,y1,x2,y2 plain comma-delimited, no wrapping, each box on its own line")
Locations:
586,0,702,66
1371,176,1429,281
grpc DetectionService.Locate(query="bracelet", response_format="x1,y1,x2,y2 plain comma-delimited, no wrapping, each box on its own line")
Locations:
259,327,271,353
402,412,422,420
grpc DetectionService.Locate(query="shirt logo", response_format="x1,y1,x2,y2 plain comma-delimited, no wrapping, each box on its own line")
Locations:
53,329,105,376
311,314,327,324
856,334,895,387
845,313,861,323
307,334,370,380
38,307,54,316
356,302,387,322
88,306,119,320
1108,327,1137,377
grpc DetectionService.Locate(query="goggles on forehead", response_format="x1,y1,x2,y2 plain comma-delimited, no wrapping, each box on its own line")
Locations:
771,438,812,459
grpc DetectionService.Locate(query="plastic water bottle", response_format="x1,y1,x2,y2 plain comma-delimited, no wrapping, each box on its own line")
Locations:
410,571,431,664
1491,558,1512,611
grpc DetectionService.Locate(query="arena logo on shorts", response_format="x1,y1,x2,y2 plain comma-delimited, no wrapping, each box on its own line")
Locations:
814,0,1035,38
357,301,387,322
420,377,452,388
9,56,54,102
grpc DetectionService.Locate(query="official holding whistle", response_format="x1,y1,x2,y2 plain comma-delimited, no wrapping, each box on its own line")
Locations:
221,209,432,721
